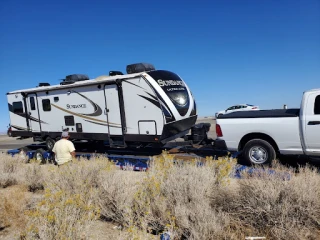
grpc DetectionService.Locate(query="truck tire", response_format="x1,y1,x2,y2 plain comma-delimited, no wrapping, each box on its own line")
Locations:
45,137,56,151
242,139,276,166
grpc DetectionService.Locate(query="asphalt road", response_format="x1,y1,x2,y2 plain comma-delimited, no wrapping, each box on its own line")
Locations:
0,117,217,152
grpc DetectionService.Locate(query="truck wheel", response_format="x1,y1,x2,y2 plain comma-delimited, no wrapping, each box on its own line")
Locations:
45,137,56,151
242,139,276,166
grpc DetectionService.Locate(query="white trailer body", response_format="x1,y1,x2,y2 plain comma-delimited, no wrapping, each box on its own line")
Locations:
7,64,197,148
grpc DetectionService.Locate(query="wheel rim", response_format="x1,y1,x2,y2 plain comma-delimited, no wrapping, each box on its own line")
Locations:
47,140,54,149
36,153,43,161
249,146,268,164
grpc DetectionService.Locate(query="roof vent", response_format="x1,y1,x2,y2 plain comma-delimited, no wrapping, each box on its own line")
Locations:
60,74,89,85
126,63,155,74
38,82,50,87
109,71,123,76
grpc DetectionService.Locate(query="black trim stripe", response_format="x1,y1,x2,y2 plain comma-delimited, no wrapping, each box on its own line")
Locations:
84,120,122,128
11,125,28,131
8,103,47,124
138,95,161,109
72,90,103,117
123,80,146,90
146,84,176,122
51,104,121,126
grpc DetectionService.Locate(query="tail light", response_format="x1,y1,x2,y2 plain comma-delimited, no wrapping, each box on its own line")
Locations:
216,124,223,137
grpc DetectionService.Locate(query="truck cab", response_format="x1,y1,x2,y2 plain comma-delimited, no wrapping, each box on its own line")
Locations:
300,89,320,156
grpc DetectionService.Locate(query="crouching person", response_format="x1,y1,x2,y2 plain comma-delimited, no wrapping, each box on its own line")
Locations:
52,131,76,167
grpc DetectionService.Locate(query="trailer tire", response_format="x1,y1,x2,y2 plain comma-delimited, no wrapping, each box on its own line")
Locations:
45,137,56,151
19,147,30,163
242,139,276,166
34,149,46,164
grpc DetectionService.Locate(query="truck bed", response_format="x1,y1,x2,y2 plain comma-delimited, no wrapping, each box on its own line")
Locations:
216,108,303,154
218,108,300,119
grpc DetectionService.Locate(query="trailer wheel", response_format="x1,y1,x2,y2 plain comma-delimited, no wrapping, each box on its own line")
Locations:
34,149,46,164
19,147,30,163
242,139,276,166
45,137,56,151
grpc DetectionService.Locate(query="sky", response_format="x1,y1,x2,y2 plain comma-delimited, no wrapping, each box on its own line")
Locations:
0,0,319,132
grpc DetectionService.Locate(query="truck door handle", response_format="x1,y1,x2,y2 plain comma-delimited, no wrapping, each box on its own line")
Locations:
308,121,320,125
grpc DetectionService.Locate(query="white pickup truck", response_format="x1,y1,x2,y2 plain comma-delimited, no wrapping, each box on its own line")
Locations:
215,88,320,165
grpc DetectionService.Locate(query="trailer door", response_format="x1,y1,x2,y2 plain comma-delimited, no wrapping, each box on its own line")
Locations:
26,94,41,132
104,85,123,136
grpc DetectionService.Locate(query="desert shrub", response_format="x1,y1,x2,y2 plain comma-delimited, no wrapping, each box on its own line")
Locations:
125,151,237,239
22,188,100,240
98,170,142,226
25,161,45,192
0,154,25,188
1,150,319,240
21,157,115,239
44,156,115,191
0,186,29,233
211,163,320,240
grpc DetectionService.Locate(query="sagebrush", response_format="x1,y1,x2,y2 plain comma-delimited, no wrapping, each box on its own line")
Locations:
0,152,319,240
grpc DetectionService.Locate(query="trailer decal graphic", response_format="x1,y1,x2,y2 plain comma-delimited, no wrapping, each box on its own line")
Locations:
51,104,121,126
145,92,173,118
123,80,146,90
71,90,103,117
84,120,122,128
145,85,176,122
138,95,161,109
10,125,29,131
8,104,48,124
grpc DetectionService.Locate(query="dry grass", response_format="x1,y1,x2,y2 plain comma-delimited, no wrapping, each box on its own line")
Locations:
0,185,30,238
0,154,26,188
0,152,319,240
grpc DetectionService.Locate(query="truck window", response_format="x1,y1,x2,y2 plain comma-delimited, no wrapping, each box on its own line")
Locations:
314,95,320,115
13,101,24,113
42,99,51,112
30,97,36,110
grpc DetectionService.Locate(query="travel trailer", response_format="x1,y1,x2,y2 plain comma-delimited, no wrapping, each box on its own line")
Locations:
7,63,197,150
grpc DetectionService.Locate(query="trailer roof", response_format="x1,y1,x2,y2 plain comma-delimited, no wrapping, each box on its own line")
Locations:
7,72,144,95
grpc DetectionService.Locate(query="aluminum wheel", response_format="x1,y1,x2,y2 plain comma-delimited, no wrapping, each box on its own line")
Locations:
36,152,43,161
47,141,54,149
249,146,268,164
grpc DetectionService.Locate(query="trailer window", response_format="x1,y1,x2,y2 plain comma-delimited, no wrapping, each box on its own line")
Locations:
314,95,320,115
12,101,24,113
42,99,51,112
30,97,36,110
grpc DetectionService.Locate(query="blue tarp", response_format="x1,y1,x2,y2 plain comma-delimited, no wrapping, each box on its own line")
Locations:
6,149,291,180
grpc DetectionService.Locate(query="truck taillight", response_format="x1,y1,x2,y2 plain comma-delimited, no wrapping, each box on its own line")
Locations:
216,124,223,137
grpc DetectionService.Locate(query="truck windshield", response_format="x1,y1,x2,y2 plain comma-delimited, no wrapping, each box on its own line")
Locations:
148,70,189,115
